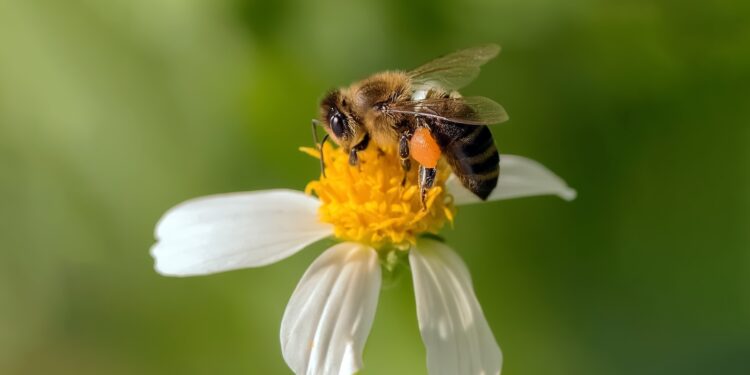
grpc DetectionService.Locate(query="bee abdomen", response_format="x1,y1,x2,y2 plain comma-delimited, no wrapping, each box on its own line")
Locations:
439,125,499,200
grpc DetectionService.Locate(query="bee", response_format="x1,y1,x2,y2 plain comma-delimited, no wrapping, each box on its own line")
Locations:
313,44,508,205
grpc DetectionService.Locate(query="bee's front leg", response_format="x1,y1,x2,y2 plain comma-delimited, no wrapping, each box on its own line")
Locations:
399,131,413,186
418,164,437,209
348,133,371,166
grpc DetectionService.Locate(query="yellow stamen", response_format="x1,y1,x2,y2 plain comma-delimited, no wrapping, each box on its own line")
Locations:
302,143,456,250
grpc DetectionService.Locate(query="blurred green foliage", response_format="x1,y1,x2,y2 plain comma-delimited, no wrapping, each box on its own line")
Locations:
1,0,748,374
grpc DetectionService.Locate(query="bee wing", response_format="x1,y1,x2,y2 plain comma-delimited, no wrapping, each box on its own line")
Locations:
387,96,508,125
408,44,501,91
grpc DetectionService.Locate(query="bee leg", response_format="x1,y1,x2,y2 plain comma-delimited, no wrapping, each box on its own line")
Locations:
418,165,437,209
399,131,412,186
400,159,411,186
348,133,371,167
348,148,359,167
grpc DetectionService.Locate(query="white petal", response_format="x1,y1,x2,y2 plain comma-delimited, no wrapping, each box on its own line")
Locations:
280,242,381,375
448,154,577,205
410,238,502,375
151,189,333,276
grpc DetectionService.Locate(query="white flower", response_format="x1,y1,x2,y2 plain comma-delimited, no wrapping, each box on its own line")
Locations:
151,145,575,375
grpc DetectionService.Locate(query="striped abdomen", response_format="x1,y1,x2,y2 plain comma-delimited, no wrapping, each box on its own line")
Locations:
431,122,499,200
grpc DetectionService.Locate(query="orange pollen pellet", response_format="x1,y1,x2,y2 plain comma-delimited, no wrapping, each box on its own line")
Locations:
409,127,441,168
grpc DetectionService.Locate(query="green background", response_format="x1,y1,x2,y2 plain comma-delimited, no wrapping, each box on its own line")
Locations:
1,0,748,374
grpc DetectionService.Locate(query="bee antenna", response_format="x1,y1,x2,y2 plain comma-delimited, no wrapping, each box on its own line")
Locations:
311,119,328,177
319,134,329,178
311,119,321,145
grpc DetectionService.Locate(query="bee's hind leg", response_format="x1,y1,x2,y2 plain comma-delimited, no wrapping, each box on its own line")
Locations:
418,165,437,209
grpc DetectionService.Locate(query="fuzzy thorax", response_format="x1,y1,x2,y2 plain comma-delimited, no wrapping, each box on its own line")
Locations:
302,143,455,250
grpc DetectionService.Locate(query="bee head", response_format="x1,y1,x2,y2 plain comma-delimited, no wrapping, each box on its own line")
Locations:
319,89,361,150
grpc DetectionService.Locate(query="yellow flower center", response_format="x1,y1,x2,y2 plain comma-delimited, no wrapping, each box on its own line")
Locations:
302,143,455,250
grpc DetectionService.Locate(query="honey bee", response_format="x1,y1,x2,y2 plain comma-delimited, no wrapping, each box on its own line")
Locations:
313,44,508,205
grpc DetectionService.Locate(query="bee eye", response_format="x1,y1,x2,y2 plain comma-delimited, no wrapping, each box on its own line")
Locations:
330,112,347,138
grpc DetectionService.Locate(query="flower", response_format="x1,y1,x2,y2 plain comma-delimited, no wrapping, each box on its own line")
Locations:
300,143,455,249
150,144,575,375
